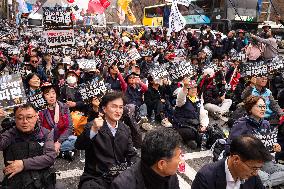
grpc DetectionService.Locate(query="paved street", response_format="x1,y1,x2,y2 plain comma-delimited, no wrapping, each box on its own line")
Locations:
53,150,213,189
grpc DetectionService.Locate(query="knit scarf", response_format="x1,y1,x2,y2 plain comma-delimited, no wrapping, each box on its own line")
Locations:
48,102,60,124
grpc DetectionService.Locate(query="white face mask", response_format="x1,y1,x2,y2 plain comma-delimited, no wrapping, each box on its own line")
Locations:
66,76,77,84
58,69,65,75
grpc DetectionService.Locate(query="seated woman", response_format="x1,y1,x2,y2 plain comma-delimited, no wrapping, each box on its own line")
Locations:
229,95,284,188
38,82,76,161
24,73,41,97
173,77,209,149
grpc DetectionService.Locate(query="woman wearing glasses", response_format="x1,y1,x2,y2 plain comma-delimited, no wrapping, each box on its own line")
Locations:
229,95,284,188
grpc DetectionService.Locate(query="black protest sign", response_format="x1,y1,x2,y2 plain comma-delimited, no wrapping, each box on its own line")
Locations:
268,56,284,73
149,40,157,46
43,7,73,30
240,56,284,77
77,59,99,70
28,92,46,111
174,49,186,57
128,49,141,61
149,65,169,80
168,61,194,81
0,74,27,108
45,30,75,47
79,78,107,103
241,61,268,77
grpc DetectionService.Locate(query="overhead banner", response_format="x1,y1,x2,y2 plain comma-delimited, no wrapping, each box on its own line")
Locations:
43,7,73,30
0,74,27,109
45,30,75,47
79,78,107,102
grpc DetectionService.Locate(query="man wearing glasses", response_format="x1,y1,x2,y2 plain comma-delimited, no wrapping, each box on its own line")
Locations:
0,103,61,188
192,135,271,189
28,55,47,81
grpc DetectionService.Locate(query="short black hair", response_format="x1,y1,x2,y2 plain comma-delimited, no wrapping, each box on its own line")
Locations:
100,91,125,108
14,103,37,114
230,135,272,162
141,128,182,167
25,73,41,87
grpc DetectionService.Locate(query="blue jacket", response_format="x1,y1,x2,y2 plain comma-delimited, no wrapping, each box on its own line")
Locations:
192,158,264,189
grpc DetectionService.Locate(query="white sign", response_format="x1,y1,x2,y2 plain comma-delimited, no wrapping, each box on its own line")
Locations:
45,30,75,47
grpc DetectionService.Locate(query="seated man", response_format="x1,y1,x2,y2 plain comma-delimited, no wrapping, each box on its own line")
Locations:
192,135,271,189
242,76,283,123
110,128,181,189
0,104,59,189
75,92,137,189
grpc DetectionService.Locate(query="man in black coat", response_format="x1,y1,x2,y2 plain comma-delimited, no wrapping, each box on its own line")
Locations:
110,128,182,189
75,92,137,189
192,135,272,189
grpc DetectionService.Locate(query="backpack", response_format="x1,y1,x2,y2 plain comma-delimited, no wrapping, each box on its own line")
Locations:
211,138,230,162
205,123,226,149
2,141,56,189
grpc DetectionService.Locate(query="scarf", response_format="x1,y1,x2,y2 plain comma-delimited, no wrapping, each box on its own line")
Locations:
188,96,197,103
48,102,60,124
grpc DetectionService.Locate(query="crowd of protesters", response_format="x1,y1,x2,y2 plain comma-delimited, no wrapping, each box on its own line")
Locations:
0,15,284,189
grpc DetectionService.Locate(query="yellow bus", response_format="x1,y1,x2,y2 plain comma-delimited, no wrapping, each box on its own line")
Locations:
143,3,172,27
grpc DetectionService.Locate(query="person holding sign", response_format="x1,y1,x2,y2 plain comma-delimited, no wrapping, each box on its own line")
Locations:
105,64,127,92
229,96,284,188
75,92,137,189
59,70,85,112
39,83,76,161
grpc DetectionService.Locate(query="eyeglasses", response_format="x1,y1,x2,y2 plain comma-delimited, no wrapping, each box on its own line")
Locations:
255,104,266,110
16,115,37,122
241,160,262,172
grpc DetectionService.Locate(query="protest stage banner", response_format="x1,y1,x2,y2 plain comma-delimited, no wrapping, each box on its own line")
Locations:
79,78,107,103
45,30,75,47
43,7,73,30
28,92,46,111
0,74,27,109
168,61,195,81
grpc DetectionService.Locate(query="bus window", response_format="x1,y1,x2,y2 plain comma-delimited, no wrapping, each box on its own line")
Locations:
145,6,164,18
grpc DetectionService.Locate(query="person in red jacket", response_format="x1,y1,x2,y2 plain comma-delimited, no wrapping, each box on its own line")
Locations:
38,82,76,161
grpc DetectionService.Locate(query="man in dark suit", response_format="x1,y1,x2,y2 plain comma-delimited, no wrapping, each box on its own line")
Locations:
192,135,272,189
75,92,137,189
110,128,182,189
